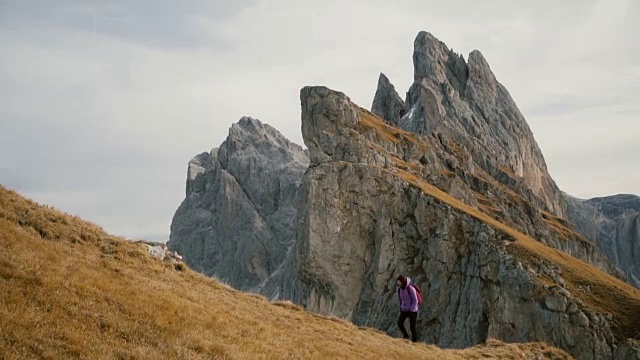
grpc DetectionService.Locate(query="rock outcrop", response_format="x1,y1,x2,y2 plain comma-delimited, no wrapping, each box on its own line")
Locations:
293,86,640,359
371,73,406,126
168,117,309,289
566,194,640,288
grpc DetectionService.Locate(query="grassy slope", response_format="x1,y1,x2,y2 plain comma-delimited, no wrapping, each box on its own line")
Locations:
0,186,571,359
358,109,640,341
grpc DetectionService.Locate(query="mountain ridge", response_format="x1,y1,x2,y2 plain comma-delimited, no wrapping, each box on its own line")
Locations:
169,31,640,359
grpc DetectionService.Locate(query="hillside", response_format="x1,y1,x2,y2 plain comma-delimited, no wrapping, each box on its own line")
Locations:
356,106,640,340
0,186,572,359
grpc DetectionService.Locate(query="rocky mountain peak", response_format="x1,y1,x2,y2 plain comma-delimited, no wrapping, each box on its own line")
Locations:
228,116,276,142
376,72,392,86
371,73,406,125
397,31,566,217
412,31,468,90
467,49,497,87
170,116,308,288
220,116,305,168
411,32,495,96
412,31,449,81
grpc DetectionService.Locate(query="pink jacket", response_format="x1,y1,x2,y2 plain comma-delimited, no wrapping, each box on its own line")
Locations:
398,277,419,312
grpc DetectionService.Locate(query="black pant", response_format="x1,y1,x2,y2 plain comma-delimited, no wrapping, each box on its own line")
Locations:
398,311,418,342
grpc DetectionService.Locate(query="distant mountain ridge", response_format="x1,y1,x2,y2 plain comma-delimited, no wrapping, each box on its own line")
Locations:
566,194,640,288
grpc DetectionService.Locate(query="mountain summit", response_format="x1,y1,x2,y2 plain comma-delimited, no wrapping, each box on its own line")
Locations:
371,72,406,126
170,117,308,289
374,31,565,218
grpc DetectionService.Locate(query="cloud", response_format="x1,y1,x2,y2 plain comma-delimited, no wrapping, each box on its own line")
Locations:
0,0,638,240
0,0,254,48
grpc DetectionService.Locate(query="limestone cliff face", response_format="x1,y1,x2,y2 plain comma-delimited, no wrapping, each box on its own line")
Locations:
372,32,565,220
566,194,640,288
293,86,640,360
168,117,309,289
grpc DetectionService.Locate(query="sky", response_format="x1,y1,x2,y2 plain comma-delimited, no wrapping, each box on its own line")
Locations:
1,0,638,242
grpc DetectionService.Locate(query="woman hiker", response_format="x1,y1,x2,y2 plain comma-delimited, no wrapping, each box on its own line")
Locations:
396,275,419,342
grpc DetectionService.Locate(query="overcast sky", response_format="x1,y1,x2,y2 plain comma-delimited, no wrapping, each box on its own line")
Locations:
1,0,638,241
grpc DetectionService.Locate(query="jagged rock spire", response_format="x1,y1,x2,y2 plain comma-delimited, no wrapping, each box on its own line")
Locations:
403,31,566,218
169,116,309,290
371,73,406,125
412,31,468,91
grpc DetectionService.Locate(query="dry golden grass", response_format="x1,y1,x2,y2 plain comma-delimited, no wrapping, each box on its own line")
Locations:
539,211,591,244
476,171,526,207
446,140,467,161
472,166,592,247
475,193,502,216
357,108,423,146
457,339,571,360
0,186,572,359
499,165,516,178
440,169,456,178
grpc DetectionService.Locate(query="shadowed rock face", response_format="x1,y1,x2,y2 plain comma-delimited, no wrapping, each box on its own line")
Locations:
168,117,309,290
566,194,640,288
169,32,640,360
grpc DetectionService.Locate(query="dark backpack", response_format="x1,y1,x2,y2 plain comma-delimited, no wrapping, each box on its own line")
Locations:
398,283,423,308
